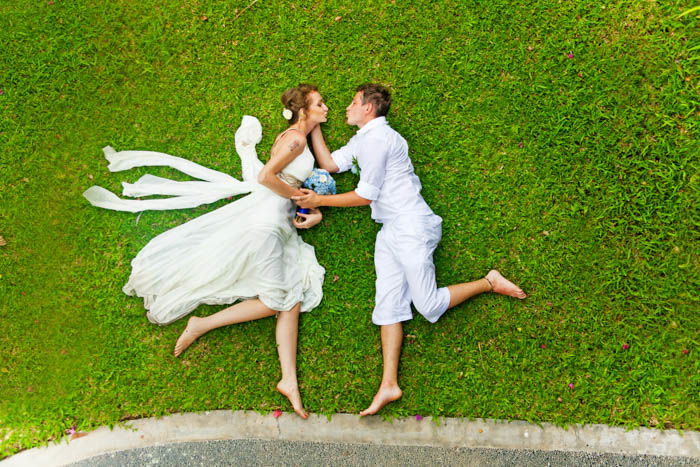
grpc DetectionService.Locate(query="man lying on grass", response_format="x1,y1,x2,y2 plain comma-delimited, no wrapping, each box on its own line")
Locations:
293,83,527,415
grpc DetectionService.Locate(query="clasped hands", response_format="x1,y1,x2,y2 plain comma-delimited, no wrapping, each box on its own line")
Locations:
292,188,321,209
291,189,322,230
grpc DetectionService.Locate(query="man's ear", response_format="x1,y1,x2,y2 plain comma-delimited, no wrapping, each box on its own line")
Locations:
364,102,375,117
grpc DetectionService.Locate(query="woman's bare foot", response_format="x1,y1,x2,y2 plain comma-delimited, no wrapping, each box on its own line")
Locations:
276,379,308,419
485,270,527,299
173,316,208,357
359,384,403,416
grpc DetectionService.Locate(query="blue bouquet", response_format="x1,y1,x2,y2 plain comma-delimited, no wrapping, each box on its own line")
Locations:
302,168,336,195
298,169,336,214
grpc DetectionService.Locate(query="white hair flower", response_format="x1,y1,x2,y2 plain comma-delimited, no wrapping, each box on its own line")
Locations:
282,108,293,120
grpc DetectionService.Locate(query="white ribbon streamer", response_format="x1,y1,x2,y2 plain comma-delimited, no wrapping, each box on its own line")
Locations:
83,115,264,213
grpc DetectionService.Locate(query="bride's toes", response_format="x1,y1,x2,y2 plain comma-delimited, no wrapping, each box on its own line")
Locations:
277,380,308,419
173,317,205,357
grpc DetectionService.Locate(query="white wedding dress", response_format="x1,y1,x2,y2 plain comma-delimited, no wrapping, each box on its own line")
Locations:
83,116,325,325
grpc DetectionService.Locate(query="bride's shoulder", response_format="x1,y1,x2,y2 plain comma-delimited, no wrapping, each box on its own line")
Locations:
273,130,307,155
278,129,306,146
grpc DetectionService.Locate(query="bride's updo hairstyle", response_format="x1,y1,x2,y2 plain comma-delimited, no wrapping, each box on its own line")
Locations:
281,84,318,125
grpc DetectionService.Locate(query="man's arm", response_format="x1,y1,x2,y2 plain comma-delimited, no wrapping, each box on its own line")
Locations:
310,125,339,173
292,189,371,209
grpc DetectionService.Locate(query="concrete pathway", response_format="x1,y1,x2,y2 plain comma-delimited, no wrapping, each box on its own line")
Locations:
4,411,699,466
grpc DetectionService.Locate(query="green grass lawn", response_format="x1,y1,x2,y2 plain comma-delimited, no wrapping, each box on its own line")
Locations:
1,0,697,458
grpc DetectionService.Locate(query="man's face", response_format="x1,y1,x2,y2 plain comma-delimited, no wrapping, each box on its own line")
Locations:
345,92,369,126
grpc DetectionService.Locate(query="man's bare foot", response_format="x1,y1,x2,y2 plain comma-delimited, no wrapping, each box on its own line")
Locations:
276,379,308,419
485,270,527,299
173,316,208,357
359,384,403,416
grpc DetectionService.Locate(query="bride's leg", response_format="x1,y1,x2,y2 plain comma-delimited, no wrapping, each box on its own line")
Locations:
275,303,309,419
174,299,277,357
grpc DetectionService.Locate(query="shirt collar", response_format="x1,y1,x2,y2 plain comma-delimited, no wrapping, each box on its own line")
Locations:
357,116,388,135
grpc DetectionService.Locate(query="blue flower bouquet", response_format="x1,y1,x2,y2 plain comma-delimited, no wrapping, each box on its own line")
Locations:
298,168,336,214
303,168,336,195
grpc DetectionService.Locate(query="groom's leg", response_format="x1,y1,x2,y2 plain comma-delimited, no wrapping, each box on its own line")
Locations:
398,215,451,323
371,224,413,326
410,265,525,316
404,216,526,321
360,322,404,416
444,270,527,307
446,280,492,307
361,225,412,415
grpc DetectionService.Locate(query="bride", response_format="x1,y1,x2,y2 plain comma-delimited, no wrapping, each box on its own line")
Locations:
84,84,329,418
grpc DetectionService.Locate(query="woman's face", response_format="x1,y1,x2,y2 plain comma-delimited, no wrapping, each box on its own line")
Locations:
303,91,328,125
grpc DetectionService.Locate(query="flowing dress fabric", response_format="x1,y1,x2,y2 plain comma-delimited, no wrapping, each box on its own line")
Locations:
84,116,325,325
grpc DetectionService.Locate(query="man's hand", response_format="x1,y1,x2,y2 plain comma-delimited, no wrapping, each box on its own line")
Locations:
292,188,322,209
292,208,322,229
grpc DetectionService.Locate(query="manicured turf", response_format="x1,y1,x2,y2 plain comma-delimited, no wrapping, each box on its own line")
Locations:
1,0,697,457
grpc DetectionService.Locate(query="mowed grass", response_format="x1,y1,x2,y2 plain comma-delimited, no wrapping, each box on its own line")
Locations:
1,0,697,457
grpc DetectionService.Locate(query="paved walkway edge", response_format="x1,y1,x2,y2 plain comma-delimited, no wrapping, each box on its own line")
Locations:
5,410,699,466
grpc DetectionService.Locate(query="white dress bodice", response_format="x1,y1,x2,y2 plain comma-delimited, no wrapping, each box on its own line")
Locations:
280,145,315,185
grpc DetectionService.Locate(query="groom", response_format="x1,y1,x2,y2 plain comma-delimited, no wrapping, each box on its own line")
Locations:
293,84,527,415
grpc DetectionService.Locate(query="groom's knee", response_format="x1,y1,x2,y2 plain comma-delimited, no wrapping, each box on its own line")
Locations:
413,287,450,324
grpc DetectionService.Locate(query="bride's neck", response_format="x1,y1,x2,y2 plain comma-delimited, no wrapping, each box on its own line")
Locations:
289,120,313,136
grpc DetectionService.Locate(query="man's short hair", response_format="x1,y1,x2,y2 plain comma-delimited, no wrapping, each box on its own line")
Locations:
356,83,391,117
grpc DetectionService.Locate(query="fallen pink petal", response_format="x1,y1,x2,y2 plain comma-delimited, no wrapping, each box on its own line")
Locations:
65,426,77,435
415,414,423,421
622,343,630,350
567,52,574,59
272,409,282,418
682,349,689,355
540,344,546,349
568,383,574,389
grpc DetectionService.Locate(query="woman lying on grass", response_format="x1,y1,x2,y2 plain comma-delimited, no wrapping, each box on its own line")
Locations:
84,84,330,418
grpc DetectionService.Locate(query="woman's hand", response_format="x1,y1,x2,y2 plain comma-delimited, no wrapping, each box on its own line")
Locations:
293,208,322,229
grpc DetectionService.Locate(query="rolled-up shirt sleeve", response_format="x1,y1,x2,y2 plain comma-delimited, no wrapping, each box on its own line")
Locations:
330,139,356,173
354,137,387,201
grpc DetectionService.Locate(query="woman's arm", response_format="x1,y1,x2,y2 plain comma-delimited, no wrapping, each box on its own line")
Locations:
310,125,340,173
257,132,307,198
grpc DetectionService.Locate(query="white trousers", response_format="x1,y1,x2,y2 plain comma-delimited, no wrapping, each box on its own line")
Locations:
372,214,451,326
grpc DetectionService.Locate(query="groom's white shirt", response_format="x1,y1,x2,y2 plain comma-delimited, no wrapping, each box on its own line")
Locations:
330,117,433,223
